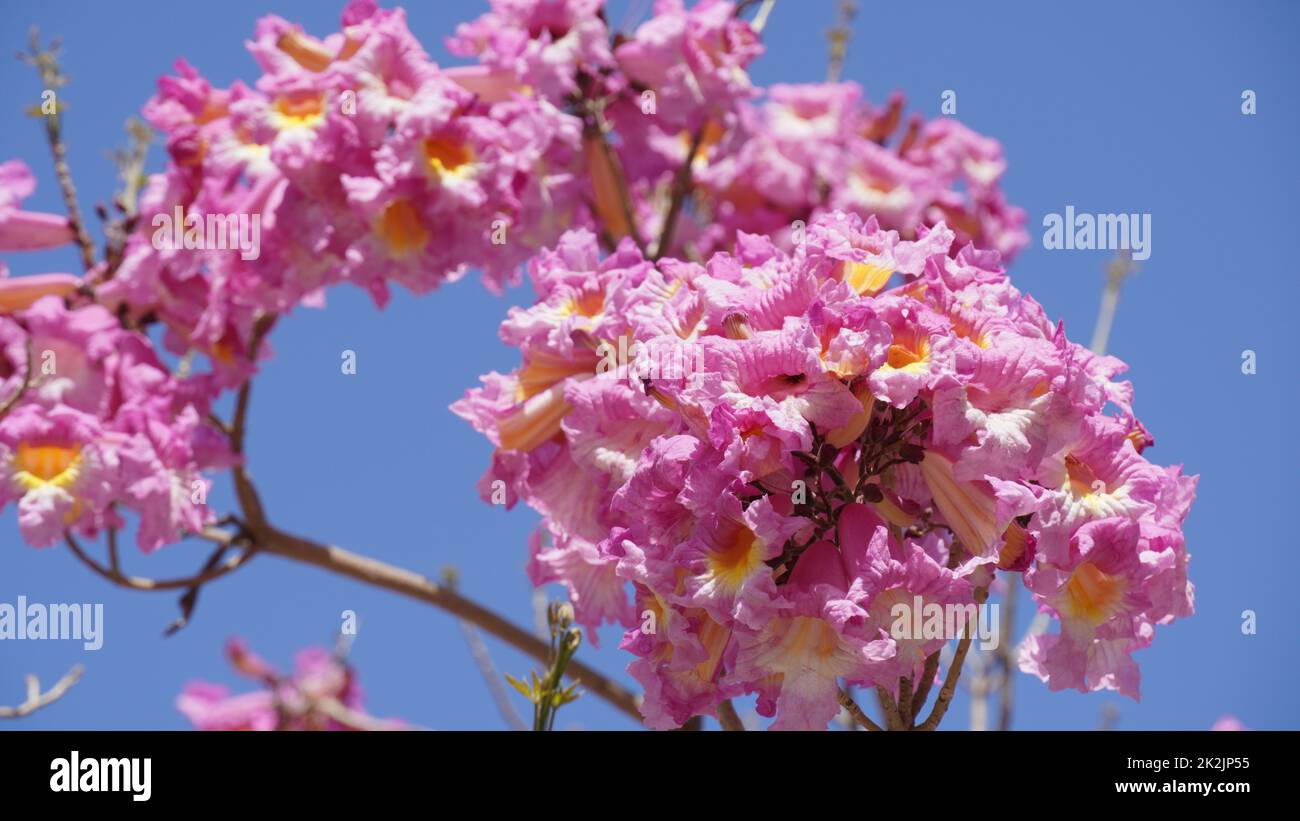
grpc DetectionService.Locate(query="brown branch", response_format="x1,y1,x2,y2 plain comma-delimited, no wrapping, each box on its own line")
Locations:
916,586,989,731
909,649,941,719
251,524,643,722
716,698,745,731
228,315,276,535
209,317,645,725
0,665,83,719
897,675,914,727
23,31,95,271
837,689,882,731
163,540,242,636
106,521,121,575
916,637,973,730
876,684,904,730
653,125,704,260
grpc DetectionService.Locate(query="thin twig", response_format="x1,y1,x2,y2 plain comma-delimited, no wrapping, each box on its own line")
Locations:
23,31,95,271
444,569,527,731
837,689,882,731
64,529,255,592
459,621,528,731
106,522,121,575
164,541,239,636
1089,250,1137,356
995,582,1017,731
749,0,776,32
916,636,974,730
0,666,84,719
825,1,857,83
653,125,705,260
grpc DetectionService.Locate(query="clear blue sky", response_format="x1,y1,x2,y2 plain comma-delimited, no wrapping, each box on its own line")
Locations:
2,0,1296,731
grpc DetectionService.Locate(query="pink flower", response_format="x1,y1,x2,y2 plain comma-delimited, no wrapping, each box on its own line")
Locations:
615,0,762,131
0,405,118,548
0,160,75,252
178,639,400,731
447,0,613,99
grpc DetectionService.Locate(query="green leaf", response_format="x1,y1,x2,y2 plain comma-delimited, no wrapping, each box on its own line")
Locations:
505,674,536,701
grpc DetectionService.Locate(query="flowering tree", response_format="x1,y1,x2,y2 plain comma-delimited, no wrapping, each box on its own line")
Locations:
1,0,1194,731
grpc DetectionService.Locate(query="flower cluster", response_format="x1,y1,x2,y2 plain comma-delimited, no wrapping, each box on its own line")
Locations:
177,638,399,731
3,0,1024,559
456,211,1195,729
0,162,227,551
3,0,1188,732
102,0,586,385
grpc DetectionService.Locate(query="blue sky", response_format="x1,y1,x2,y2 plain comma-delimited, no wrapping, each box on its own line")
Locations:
1,0,1296,731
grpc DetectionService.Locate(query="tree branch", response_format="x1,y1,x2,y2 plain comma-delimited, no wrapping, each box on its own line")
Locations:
208,317,645,725
64,529,256,592
916,586,989,731
0,665,83,719
876,684,904,730
837,689,882,731
909,649,941,719
251,524,643,722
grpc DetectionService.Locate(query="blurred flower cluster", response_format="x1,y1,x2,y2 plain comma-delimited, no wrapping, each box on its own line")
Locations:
177,638,398,730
